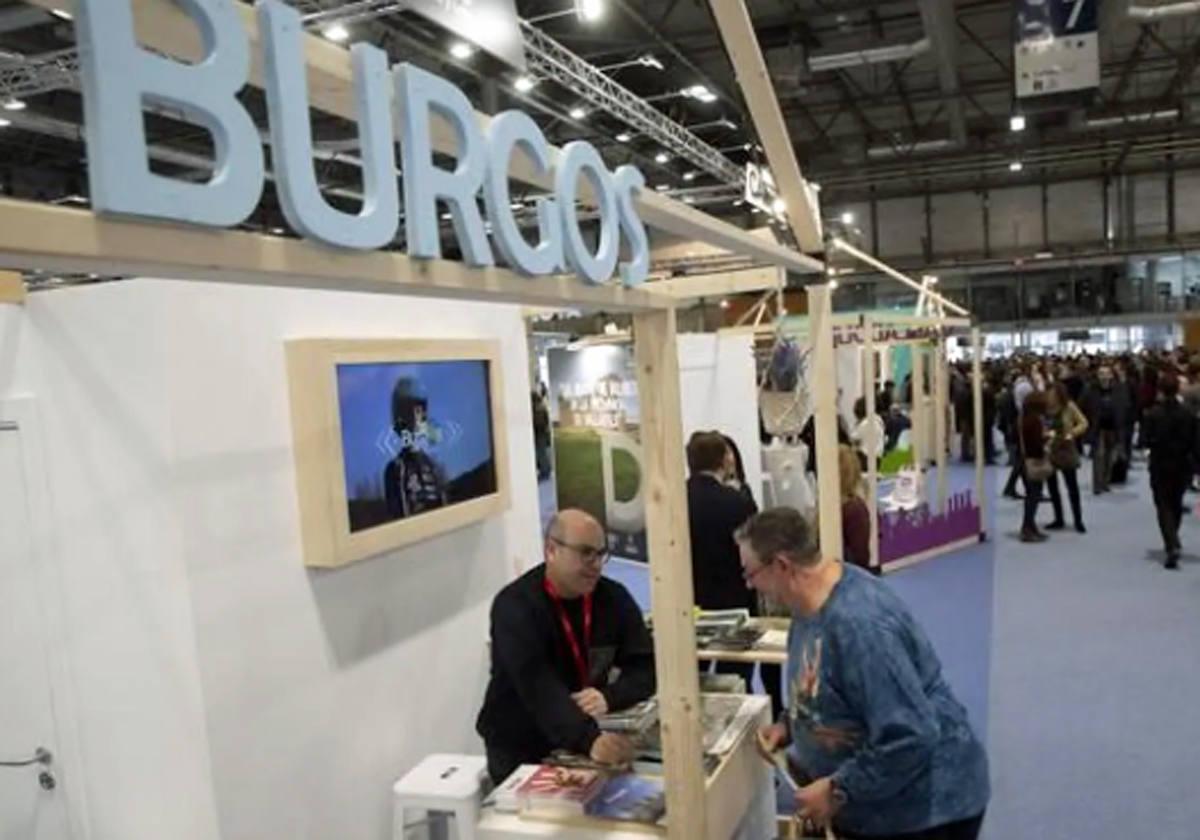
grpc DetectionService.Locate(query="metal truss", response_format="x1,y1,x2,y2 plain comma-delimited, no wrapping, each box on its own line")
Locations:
519,22,744,189
0,48,79,100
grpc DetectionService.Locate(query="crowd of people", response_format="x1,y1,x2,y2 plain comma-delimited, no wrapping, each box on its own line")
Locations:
955,347,1200,566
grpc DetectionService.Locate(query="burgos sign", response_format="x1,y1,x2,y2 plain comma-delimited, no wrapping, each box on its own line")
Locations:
73,0,650,287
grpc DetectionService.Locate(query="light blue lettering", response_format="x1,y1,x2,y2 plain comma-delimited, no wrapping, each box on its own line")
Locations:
555,141,620,285
258,0,399,249
74,0,264,226
394,63,494,267
613,165,650,287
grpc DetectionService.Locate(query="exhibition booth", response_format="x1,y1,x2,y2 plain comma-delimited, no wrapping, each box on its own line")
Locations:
0,3,994,839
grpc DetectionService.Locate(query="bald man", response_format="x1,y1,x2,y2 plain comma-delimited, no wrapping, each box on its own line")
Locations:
476,509,656,783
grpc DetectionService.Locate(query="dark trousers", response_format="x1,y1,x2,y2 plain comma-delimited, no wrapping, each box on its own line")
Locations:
1022,475,1043,532
1152,475,1189,554
1093,430,1117,493
1003,444,1023,495
1046,467,1083,527
714,660,784,721
839,812,985,840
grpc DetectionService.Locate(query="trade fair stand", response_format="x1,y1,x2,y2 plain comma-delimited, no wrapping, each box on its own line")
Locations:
0,2,829,838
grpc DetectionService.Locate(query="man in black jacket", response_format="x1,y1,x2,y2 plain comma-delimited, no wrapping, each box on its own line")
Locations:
1143,374,1198,569
476,509,655,784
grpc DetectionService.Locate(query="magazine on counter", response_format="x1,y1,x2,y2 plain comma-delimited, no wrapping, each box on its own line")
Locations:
586,774,666,823
516,765,605,818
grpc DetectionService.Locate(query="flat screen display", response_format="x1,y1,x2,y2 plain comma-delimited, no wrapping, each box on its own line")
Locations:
335,360,498,533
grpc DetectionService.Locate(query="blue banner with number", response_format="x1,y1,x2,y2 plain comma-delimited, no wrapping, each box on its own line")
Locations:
1015,0,1100,99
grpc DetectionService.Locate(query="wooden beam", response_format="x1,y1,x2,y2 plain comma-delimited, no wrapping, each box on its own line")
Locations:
971,327,986,533
864,316,880,570
829,238,970,316
0,271,25,304
28,0,824,278
934,336,948,513
911,347,926,471
807,284,842,562
646,266,783,301
705,0,824,252
632,307,707,840
0,199,669,311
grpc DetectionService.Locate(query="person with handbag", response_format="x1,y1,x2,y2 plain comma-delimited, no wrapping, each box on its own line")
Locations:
1019,392,1053,543
1044,382,1088,534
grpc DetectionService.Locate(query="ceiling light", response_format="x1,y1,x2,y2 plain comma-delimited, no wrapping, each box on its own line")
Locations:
269,227,286,235
719,299,730,309
682,84,718,104
449,41,474,60
638,54,664,70
840,211,855,225
655,152,670,163
1009,160,1024,173
575,0,605,22
3,99,26,111
513,75,537,93
683,171,697,182
49,9,72,20
772,198,787,215
323,23,349,43
569,106,587,120
829,279,840,290
683,196,696,204
655,184,669,192
719,118,737,130
616,132,631,143
0,118,10,128
1010,114,1026,132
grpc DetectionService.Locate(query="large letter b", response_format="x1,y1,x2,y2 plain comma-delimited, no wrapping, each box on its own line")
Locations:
75,0,264,227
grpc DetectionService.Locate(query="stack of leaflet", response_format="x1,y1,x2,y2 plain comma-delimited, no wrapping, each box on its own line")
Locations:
586,774,666,824
515,766,605,819
696,608,763,651
598,698,658,737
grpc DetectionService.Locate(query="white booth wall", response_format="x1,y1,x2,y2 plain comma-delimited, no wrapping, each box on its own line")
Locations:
677,332,763,505
0,279,541,840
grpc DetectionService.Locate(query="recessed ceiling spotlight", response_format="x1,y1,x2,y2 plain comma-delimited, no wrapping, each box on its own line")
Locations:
569,106,588,120
841,211,855,225
3,98,26,111
575,0,605,22
655,184,669,192
0,118,11,128
616,132,631,143
449,41,475,60
323,23,349,43
513,75,537,93
1010,114,1026,132
655,152,670,163
1009,160,1024,173
683,171,697,182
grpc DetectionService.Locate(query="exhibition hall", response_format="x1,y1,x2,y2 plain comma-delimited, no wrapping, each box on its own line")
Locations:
1,2,1198,840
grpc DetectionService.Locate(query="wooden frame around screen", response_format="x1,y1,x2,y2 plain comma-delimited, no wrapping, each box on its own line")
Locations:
286,338,510,569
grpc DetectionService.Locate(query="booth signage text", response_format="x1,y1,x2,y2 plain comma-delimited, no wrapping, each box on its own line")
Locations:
73,0,651,287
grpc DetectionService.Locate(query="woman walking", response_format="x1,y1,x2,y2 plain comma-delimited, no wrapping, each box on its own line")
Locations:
1044,382,1088,534
1019,392,1052,543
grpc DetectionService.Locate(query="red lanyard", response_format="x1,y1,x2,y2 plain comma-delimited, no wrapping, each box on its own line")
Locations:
543,577,592,689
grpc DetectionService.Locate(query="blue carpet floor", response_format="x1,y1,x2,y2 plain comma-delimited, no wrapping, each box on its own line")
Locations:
984,457,1200,840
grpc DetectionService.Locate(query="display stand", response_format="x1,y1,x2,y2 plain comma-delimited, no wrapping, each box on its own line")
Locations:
0,4,834,837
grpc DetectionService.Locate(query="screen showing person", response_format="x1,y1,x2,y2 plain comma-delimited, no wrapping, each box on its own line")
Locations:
336,360,498,532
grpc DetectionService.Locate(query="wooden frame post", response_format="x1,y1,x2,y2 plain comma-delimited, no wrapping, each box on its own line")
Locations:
864,317,880,570
934,335,949,513
0,271,24,304
808,285,843,561
971,327,987,534
910,347,926,472
632,307,706,840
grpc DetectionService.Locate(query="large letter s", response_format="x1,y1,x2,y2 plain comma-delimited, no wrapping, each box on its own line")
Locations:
613,165,650,287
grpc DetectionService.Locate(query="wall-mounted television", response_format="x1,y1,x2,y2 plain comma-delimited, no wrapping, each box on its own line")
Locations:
286,339,509,568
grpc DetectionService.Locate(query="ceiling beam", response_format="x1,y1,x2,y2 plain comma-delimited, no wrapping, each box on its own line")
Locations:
705,0,825,251
917,0,966,146
1110,27,1153,107
1111,35,1200,173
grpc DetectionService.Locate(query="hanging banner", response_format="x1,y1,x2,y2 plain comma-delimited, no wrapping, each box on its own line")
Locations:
547,347,648,562
1015,0,1100,100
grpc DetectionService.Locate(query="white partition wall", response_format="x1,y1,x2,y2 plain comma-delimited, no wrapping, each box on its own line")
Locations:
0,279,541,840
677,331,763,503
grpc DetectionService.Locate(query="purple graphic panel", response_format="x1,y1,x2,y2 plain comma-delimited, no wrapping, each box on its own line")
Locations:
879,490,982,564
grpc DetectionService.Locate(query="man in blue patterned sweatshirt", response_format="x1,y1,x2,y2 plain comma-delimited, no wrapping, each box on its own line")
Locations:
737,508,989,840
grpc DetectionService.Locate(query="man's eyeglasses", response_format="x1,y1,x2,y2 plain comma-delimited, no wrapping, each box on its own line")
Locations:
742,562,771,584
551,537,610,566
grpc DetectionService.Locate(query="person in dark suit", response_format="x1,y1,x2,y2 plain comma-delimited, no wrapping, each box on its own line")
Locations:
687,431,781,715
1143,374,1199,569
